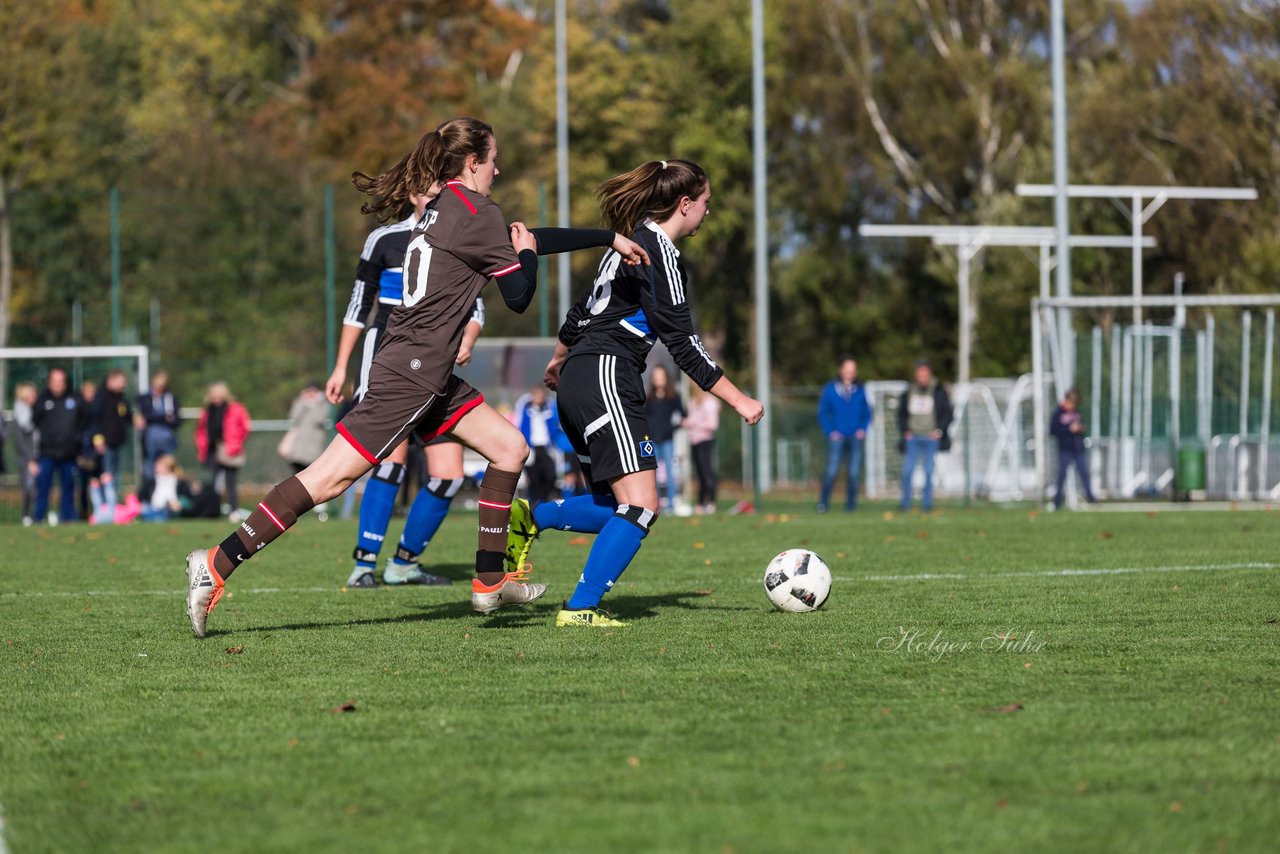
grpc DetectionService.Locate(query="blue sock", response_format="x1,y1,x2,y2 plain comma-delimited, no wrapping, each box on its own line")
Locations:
393,480,461,566
352,463,403,572
566,506,653,610
533,493,618,534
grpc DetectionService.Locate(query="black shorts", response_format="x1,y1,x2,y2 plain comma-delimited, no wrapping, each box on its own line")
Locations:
355,304,395,401
338,370,482,464
556,353,657,485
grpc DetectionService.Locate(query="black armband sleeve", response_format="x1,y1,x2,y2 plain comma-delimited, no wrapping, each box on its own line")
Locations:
496,249,540,313
530,227,614,256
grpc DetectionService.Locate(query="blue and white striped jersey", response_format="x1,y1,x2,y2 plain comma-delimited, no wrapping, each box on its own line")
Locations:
343,212,484,331
558,220,723,391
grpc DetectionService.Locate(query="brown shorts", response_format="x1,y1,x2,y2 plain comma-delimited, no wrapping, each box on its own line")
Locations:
337,371,483,464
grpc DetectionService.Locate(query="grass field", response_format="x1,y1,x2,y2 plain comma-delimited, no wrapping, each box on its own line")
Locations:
2,502,1279,852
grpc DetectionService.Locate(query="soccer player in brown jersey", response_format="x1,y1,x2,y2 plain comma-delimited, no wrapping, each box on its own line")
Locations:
184,117,649,638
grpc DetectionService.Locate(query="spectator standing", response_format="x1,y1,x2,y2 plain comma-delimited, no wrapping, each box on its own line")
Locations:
516,386,563,505
1051,389,1099,509
7,382,40,526
90,369,132,523
135,371,181,482
897,360,952,512
683,384,721,513
644,365,686,513
194,382,251,518
280,382,331,520
77,380,100,521
33,368,86,524
817,357,873,513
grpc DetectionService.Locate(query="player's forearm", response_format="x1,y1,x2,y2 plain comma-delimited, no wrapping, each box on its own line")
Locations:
461,319,482,352
708,375,749,410
332,324,363,374
530,227,614,256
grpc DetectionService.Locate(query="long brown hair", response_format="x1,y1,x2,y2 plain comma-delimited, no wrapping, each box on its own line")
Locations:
596,159,708,235
352,117,495,221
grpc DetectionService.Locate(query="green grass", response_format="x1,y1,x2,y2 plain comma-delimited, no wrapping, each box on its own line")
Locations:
2,503,1279,853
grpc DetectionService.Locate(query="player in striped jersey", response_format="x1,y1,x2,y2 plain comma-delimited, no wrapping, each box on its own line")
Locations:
327,189,487,589
507,159,763,627
184,117,651,638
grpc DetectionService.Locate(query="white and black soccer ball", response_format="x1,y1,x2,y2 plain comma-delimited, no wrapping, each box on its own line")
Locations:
763,549,832,613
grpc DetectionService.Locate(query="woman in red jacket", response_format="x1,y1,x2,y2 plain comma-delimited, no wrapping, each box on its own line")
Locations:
194,381,251,519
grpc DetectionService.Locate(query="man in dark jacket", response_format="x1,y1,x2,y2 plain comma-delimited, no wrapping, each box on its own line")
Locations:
92,369,133,521
817,357,873,512
135,370,180,483
1051,388,1098,509
34,367,86,523
897,360,952,512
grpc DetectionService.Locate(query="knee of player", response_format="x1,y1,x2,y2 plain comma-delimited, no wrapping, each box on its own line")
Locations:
617,503,659,537
493,435,529,472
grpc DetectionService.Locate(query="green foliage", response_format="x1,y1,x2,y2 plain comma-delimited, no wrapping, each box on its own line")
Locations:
2,0,1278,410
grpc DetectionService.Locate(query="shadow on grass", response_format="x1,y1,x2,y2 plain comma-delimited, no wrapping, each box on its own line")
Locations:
206,589,745,637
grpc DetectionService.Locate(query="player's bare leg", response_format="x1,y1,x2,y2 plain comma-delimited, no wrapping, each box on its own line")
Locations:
448,402,546,614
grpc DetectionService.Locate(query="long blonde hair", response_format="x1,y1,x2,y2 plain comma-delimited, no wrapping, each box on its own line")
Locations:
596,159,708,235
352,117,494,222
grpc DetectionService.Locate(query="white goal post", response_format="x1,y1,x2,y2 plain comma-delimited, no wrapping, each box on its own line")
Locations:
1031,294,1280,503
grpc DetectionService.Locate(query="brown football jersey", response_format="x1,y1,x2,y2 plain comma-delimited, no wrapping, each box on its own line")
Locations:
372,180,520,394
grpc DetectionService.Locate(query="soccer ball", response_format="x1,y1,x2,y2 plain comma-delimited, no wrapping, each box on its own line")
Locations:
763,549,832,613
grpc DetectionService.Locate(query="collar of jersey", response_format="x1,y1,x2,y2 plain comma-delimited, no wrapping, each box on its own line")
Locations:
643,220,680,257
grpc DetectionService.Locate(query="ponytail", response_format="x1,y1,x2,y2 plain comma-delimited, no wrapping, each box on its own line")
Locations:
352,117,495,221
596,159,708,235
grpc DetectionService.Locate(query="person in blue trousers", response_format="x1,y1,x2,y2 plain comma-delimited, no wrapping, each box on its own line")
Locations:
1051,388,1098,509
817,357,873,512
897,360,952,512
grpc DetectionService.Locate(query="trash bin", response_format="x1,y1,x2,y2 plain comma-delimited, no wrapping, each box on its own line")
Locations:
1176,443,1207,498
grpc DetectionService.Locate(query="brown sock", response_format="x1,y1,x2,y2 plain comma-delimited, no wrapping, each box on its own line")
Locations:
475,465,521,586
212,476,316,579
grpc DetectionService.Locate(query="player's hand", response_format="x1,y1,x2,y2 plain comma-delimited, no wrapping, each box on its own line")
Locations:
736,396,764,425
325,369,346,405
612,234,650,266
455,343,473,366
544,358,564,391
510,222,537,254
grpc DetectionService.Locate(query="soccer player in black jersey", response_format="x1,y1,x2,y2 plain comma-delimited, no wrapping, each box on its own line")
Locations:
508,159,764,627
183,117,650,638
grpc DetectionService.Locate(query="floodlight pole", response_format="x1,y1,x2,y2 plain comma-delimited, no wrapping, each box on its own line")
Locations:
1050,0,1072,380
751,0,771,495
555,0,570,322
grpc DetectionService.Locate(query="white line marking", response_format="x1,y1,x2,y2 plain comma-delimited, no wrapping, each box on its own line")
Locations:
855,561,1279,583
0,587,340,599
4,562,1275,600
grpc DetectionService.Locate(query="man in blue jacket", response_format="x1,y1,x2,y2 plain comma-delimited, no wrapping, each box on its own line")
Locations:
817,357,873,512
